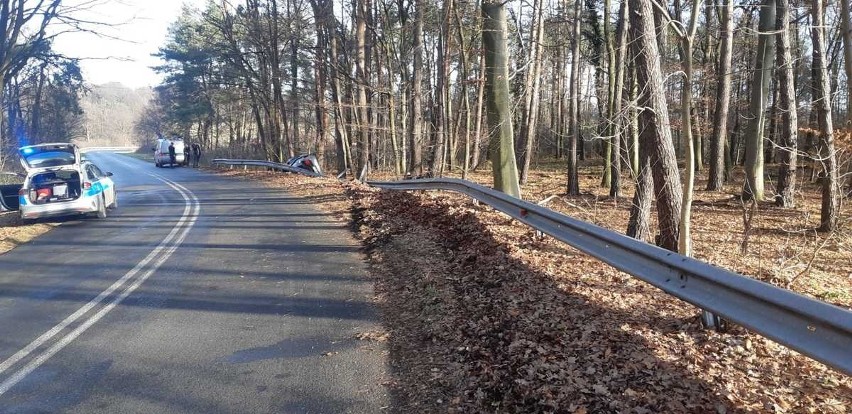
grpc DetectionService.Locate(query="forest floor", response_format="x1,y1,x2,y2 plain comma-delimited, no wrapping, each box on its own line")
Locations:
1,158,849,412
214,163,850,413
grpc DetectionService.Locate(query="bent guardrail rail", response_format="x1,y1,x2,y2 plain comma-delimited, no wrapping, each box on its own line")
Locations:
211,158,322,177
367,177,852,376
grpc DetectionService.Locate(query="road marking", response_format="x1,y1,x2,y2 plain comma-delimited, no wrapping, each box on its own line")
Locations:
0,161,199,396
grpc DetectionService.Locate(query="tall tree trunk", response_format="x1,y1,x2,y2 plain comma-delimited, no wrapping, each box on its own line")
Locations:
555,48,566,160
454,6,472,179
408,0,425,176
627,52,639,176
678,0,702,256
471,52,486,170
566,0,582,196
627,151,653,241
386,43,403,176
430,0,452,175
309,0,330,170
609,0,628,198
775,0,798,207
329,29,352,174
30,64,47,141
743,0,776,201
707,0,733,191
811,0,840,232
354,0,371,179
629,0,683,251
600,0,615,189
482,1,521,197
288,0,300,154
519,0,545,184
842,0,852,124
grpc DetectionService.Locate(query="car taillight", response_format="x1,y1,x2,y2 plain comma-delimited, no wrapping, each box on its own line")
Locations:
83,182,92,190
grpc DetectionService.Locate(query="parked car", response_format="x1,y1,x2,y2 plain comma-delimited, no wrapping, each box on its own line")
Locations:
154,138,187,167
16,143,117,221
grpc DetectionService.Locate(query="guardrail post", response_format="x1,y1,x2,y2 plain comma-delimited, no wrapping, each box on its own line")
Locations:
701,310,726,331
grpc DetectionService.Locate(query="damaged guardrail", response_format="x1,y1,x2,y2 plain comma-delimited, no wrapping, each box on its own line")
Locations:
212,158,322,177
367,177,852,376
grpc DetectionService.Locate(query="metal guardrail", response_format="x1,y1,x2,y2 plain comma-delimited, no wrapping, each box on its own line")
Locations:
368,177,852,376
211,159,322,177
80,146,138,153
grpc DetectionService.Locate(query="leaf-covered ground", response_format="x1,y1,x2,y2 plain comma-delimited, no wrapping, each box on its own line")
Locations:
214,167,850,414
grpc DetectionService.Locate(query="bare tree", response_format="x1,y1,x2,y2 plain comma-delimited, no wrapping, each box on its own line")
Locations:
309,0,331,171
841,0,852,125
407,0,425,177
706,0,733,191
516,0,545,184
566,0,581,196
673,0,703,255
608,0,628,198
354,0,370,179
774,0,798,207
482,0,520,197
742,0,776,201
810,0,840,232
0,0,62,155
628,0,682,251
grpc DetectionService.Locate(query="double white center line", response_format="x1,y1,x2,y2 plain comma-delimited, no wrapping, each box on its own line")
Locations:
0,172,199,396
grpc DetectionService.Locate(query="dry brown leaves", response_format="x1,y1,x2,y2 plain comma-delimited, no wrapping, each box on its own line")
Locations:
352,187,850,413
0,212,55,254
218,167,852,412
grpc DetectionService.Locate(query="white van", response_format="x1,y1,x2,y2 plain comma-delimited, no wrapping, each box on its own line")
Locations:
154,139,187,167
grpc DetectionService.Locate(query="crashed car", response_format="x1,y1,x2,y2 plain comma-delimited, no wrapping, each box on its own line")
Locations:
14,143,117,221
286,154,322,175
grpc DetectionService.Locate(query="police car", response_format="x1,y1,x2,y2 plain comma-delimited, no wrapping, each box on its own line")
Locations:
17,143,117,221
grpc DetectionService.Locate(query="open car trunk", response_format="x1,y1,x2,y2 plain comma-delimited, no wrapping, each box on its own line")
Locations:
27,170,82,205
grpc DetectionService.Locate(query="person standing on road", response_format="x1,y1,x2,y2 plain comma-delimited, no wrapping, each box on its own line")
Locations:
183,143,191,166
168,142,177,168
192,143,202,167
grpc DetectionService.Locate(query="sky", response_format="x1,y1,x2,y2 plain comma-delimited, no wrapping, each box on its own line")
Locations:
52,0,208,89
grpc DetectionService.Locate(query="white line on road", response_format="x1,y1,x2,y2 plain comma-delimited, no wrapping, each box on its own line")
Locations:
0,167,200,396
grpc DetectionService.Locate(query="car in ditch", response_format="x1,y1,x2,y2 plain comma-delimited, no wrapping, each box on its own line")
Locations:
286,154,322,175
16,143,117,222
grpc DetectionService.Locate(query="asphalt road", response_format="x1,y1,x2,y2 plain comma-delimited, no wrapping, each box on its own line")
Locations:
0,152,389,413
